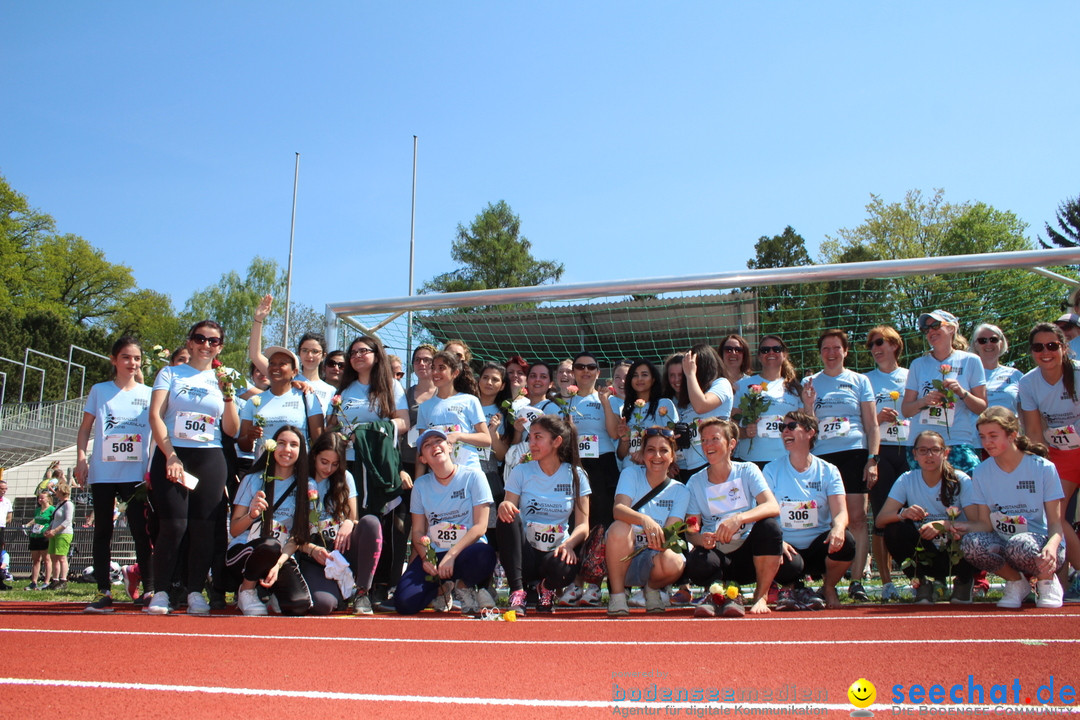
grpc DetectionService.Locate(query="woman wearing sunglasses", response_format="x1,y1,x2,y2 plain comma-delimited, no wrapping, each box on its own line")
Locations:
801,329,878,602
733,335,803,467
763,410,854,610
718,334,752,391
973,323,1022,419
876,430,977,604
685,418,782,616
1018,322,1080,601
864,325,910,602
901,309,987,476
146,320,240,615
564,352,621,529
606,426,690,615
677,344,733,482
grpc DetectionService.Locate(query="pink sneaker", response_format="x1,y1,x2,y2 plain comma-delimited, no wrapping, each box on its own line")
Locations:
122,564,141,600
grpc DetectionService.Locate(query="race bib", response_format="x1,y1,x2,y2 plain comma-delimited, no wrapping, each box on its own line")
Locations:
103,433,143,463
174,411,216,442
990,511,1027,539
313,517,340,542
779,500,819,530
1047,425,1080,451
578,434,600,459
30,523,45,535
881,420,910,443
632,525,649,549
707,480,749,518
818,417,851,440
756,415,785,439
526,522,567,552
687,420,702,451
430,521,466,550
628,431,643,455
920,405,953,428
407,425,420,448
437,424,469,461
248,518,289,543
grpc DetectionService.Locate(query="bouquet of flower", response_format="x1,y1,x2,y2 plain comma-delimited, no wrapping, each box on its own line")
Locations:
621,518,691,562
736,382,773,452
708,582,741,606
931,364,956,437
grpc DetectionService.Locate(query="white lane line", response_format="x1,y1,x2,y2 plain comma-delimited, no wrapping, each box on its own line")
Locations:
0,627,1076,646
2,677,1078,714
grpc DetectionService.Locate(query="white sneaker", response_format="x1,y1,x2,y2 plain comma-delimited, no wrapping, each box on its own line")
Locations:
627,589,645,607
476,587,497,609
433,581,454,612
267,595,281,615
558,583,584,606
607,591,629,616
186,591,211,615
455,586,479,616
237,589,268,616
145,590,171,615
997,579,1030,609
579,585,603,606
1036,576,1064,608
643,586,665,614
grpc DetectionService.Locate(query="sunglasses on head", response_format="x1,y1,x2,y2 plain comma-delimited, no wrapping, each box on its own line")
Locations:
574,363,598,371
1031,342,1062,353
190,333,222,347
644,427,674,438
976,336,1000,345
325,359,345,369
759,345,784,354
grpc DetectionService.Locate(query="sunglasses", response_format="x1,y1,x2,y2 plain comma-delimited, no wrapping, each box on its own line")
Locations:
574,363,599,371
868,338,887,348
190,333,223,347
722,346,744,354
759,345,784,354
349,347,374,358
779,421,801,432
325,359,345,369
644,427,674,438
922,320,943,332
1031,342,1062,353
394,371,405,379
976,336,1000,345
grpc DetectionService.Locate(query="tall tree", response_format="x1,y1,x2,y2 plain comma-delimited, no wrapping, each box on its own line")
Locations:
32,233,136,326
0,174,54,311
1040,194,1080,250
420,200,564,301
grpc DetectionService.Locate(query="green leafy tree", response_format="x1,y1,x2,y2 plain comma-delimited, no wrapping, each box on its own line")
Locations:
0,174,55,311
32,233,137,326
746,226,822,369
109,288,187,350
1040,194,1080,250
420,200,564,304
182,256,286,370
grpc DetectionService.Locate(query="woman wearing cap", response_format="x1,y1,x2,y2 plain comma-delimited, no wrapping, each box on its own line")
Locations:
732,335,803,468
239,343,324,457
864,325,910,602
677,344,733,482
801,329,878,602
763,410,854,610
606,426,690,616
1018,322,1080,601
974,323,1022,419
147,319,240,615
249,295,336,412
901,309,987,476
395,428,496,615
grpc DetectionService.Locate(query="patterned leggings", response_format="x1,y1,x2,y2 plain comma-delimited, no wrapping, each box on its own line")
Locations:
960,532,1064,577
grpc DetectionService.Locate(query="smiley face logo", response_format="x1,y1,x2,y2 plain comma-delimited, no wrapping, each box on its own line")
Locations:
848,678,876,712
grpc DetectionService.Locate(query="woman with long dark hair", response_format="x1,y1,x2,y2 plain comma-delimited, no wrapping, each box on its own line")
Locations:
677,343,733,481
617,359,679,461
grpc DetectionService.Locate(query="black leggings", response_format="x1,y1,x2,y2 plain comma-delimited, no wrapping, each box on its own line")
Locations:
91,481,154,593
776,528,857,585
149,446,226,594
224,538,312,615
869,445,907,536
496,516,578,592
684,517,784,587
884,520,975,582
581,453,618,530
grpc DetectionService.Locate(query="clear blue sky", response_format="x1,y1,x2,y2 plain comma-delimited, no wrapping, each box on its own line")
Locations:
3,3,1078,321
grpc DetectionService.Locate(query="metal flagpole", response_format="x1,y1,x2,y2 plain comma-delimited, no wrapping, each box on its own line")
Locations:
284,152,300,345
406,136,418,376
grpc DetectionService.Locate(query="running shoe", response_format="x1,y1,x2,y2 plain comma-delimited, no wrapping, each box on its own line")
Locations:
25,582,40,591
796,587,825,611
508,589,527,616
669,587,694,606
84,592,114,613
557,583,584,606
121,564,141,600
1036,576,1064,609
775,587,800,611
914,580,934,605
997,579,1029,609
643,585,665,614
720,598,746,618
880,581,901,603
1063,573,1080,603
767,582,779,605
433,582,454,612
476,586,497,609
694,599,717,618
848,580,869,602
145,590,171,615
627,589,645,607
607,591,629,617
187,591,211,615
579,584,603,606
454,586,479,617
536,580,556,613
949,577,973,605
237,588,268,616
352,591,373,616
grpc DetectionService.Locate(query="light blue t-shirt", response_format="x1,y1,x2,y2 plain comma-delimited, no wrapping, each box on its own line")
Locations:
985,365,1022,415
153,364,227,449
621,397,680,457
411,466,493,550
970,454,1064,538
84,381,152,484
417,392,487,470
677,377,734,470
507,461,592,550
763,455,845,549
865,367,910,448
686,461,771,553
904,351,986,447
566,392,617,456
615,464,691,528
298,374,337,415
308,471,358,540
240,387,324,456
887,469,975,523
732,375,804,462
1018,363,1080,448
805,369,875,455
229,472,298,549
338,380,408,460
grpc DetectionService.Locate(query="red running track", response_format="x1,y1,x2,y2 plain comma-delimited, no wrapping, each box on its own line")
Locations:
1,602,1078,719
